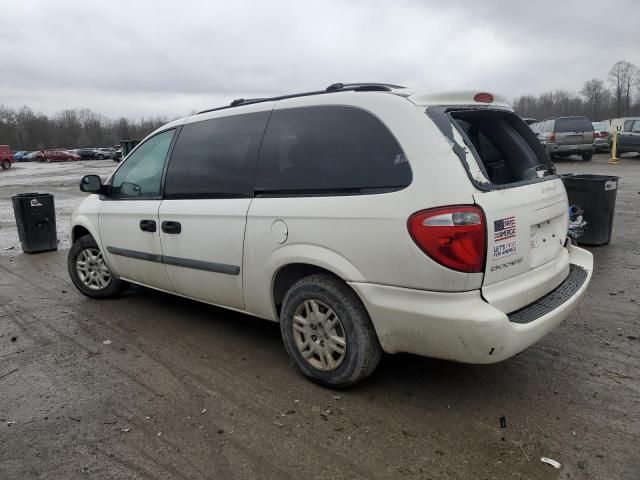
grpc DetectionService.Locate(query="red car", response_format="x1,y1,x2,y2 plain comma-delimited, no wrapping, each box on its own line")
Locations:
42,149,81,162
0,145,15,170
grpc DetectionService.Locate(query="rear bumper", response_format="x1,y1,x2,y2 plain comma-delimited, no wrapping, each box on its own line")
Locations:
546,143,594,155
350,244,593,364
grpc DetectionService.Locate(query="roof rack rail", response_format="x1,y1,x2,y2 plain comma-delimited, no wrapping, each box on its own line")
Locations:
197,83,405,115
326,82,405,92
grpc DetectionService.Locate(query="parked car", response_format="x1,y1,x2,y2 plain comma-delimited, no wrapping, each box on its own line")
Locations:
612,117,640,155
74,148,99,160
24,151,44,162
68,84,593,387
538,116,595,161
94,148,114,159
592,121,610,152
0,145,15,170
13,151,28,162
42,149,81,162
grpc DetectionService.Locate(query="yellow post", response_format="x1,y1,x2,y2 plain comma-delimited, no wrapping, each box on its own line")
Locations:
608,130,620,164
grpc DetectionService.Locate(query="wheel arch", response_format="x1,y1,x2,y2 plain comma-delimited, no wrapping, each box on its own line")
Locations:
265,244,366,319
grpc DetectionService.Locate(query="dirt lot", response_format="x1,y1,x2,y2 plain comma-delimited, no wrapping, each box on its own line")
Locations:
0,156,639,479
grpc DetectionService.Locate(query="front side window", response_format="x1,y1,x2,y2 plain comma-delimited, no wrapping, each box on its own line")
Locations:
255,106,410,194
164,112,269,198
111,129,174,198
632,120,640,133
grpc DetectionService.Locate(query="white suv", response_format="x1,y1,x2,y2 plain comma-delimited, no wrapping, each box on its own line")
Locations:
68,83,593,387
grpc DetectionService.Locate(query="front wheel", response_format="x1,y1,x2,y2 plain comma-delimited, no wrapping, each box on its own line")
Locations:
581,151,593,161
280,273,382,388
1,159,10,170
97,154,104,160
67,235,126,298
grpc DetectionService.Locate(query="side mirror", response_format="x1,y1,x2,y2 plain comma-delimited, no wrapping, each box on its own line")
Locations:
80,174,103,194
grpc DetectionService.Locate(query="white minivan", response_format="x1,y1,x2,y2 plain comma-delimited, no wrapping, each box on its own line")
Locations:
69,83,593,387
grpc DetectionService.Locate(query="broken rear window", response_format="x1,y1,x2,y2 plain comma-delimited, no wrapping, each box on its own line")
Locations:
427,108,555,187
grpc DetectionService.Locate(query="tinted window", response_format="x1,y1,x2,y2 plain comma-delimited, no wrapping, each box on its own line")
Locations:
624,120,635,132
632,120,640,132
164,112,269,198
554,117,593,132
111,129,174,198
255,106,410,193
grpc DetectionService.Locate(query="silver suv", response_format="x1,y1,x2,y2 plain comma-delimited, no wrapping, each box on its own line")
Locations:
539,116,594,161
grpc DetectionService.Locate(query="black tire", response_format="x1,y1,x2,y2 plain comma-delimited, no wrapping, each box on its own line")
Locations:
1,159,10,170
97,154,104,160
280,273,382,388
581,151,593,161
67,235,126,299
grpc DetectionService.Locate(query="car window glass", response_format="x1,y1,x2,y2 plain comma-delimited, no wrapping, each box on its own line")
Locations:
554,117,592,132
164,112,269,198
111,129,174,198
633,120,640,133
255,106,410,193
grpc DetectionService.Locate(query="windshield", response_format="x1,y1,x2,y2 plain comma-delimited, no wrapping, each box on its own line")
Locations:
592,122,608,131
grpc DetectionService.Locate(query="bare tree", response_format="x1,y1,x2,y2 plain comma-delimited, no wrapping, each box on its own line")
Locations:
609,60,638,117
580,79,608,120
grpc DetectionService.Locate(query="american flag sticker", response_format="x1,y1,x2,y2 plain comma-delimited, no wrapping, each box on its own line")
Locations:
494,216,516,242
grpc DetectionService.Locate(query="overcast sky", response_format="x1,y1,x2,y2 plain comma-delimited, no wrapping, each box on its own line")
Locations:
1,0,639,120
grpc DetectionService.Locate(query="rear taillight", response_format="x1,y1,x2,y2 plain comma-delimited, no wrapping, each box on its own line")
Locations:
408,206,486,273
549,132,556,142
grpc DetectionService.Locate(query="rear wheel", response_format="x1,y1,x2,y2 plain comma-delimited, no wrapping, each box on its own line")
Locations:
97,154,104,160
68,235,126,299
279,273,382,388
1,159,10,170
581,151,593,161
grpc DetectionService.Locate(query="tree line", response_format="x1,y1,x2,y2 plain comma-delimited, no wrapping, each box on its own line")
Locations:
513,60,640,122
0,105,170,151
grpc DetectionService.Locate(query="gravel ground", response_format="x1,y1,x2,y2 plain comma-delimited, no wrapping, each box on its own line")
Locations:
0,155,639,479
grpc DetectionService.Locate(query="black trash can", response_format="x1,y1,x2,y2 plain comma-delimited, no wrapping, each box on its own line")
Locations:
11,192,58,253
561,174,619,246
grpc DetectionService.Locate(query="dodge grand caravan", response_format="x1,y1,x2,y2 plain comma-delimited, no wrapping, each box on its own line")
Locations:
68,83,593,387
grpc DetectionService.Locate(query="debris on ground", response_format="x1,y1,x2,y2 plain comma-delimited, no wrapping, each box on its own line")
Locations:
102,340,111,345
201,408,207,414
499,416,507,428
0,368,19,380
7,421,16,426
332,395,341,400
541,457,561,469
121,428,131,433
10,336,17,342
273,421,284,428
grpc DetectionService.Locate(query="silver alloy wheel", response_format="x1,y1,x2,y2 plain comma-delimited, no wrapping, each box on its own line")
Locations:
76,248,111,291
292,299,347,371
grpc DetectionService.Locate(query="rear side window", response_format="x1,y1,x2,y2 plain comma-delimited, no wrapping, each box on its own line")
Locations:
164,112,269,198
255,106,410,194
554,117,593,133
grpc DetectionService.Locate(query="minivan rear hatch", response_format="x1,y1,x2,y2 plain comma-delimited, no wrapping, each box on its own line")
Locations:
427,107,570,314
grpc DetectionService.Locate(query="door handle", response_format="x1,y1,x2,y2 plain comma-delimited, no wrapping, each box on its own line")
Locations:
139,219,156,232
161,221,181,234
